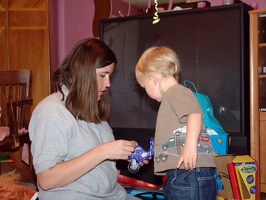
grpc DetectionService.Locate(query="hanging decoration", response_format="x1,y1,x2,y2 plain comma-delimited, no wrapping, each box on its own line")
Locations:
152,0,160,24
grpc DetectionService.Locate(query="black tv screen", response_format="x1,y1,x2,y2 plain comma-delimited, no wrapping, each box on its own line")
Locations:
101,3,251,153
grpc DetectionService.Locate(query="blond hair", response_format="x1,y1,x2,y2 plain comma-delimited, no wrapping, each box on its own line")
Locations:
136,46,180,79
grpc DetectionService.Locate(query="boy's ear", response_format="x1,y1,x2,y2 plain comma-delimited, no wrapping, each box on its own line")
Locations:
149,75,158,85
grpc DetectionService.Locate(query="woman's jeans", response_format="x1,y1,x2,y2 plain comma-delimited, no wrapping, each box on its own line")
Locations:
163,168,217,200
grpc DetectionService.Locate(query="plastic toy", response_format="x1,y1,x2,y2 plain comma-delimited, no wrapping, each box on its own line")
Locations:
128,137,154,173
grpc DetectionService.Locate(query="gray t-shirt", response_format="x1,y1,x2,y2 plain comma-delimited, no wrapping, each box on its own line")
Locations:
29,87,128,200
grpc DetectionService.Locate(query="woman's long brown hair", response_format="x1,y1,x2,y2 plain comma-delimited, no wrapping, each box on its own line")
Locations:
52,38,117,123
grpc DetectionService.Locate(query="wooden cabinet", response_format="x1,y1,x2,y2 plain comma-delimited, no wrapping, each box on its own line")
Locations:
249,8,266,193
0,0,50,109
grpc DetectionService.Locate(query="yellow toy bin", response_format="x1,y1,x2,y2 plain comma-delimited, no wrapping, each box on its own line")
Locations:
228,155,259,200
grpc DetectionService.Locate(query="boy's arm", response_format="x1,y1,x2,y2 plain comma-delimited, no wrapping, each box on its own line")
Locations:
176,113,202,170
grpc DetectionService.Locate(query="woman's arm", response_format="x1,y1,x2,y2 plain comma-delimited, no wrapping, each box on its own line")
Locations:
37,139,137,190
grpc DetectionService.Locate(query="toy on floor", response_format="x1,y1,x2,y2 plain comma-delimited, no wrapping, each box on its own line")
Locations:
128,137,154,173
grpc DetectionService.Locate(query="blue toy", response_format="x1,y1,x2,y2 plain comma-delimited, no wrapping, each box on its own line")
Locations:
128,137,154,173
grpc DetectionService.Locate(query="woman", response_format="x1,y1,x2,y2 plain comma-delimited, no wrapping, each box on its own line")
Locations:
29,38,144,199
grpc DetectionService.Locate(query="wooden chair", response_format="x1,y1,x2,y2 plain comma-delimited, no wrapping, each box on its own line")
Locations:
0,69,34,173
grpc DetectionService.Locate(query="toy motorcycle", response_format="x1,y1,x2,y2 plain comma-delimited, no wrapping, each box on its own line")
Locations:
128,137,154,173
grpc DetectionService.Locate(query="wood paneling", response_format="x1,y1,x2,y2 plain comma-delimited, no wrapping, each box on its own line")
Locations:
93,0,110,37
0,0,50,109
0,0,7,68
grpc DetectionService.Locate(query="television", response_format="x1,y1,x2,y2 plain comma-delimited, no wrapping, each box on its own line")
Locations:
101,3,252,155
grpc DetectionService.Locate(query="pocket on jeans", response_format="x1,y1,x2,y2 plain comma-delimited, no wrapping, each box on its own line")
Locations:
170,172,192,199
198,175,217,200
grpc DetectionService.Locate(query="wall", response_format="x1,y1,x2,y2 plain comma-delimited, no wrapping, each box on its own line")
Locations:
49,0,94,75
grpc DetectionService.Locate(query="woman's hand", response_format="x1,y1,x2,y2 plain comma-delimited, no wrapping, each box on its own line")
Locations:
101,140,138,160
138,157,152,166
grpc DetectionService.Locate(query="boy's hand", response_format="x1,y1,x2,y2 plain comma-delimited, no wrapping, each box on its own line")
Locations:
176,145,197,170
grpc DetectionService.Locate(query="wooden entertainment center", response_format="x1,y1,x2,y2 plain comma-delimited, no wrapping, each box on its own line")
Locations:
249,8,266,194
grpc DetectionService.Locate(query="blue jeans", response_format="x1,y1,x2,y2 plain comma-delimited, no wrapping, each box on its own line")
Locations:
163,168,217,200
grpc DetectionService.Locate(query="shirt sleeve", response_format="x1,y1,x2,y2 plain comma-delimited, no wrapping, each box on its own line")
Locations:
29,98,76,174
167,86,202,123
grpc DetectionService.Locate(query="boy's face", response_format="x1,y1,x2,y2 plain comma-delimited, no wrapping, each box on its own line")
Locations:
135,70,163,102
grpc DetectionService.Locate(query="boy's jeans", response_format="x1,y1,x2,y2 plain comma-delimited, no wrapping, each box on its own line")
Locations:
164,168,217,200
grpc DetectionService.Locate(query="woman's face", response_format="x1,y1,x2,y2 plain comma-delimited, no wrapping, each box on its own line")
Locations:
96,63,115,101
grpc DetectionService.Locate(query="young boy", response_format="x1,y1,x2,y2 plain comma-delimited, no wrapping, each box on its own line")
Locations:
135,46,217,200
